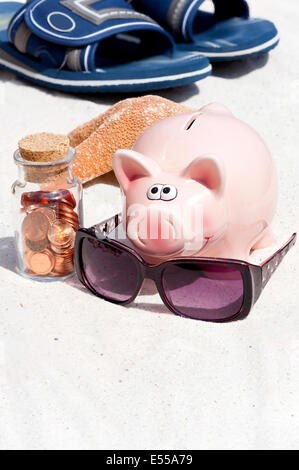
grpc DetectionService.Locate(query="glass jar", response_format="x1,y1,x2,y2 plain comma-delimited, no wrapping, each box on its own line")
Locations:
12,147,83,281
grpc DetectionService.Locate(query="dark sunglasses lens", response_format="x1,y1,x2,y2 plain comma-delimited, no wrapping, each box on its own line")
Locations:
81,238,140,302
162,263,244,321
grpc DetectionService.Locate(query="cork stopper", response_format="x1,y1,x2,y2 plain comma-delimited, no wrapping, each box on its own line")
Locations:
17,133,71,184
19,133,69,163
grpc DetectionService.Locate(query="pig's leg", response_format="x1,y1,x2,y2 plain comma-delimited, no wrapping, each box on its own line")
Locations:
251,229,276,251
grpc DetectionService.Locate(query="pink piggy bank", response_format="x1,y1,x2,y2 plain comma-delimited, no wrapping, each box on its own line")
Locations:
113,103,277,263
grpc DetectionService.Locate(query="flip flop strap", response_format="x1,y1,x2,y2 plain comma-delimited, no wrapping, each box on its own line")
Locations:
134,0,249,41
8,0,173,71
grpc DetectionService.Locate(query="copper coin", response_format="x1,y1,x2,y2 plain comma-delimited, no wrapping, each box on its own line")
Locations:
55,257,74,268
56,201,78,214
57,214,79,228
54,254,74,274
49,211,78,229
36,207,56,224
48,201,66,211
50,205,78,220
54,254,74,266
59,214,78,224
22,212,50,242
60,190,76,208
26,249,55,275
56,210,79,224
51,242,74,255
57,223,79,235
25,237,48,252
47,203,60,215
50,239,74,250
59,197,76,209
56,205,79,218
54,250,74,260
56,211,79,223
49,189,76,208
58,207,78,218
68,223,79,232
49,197,76,211
25,204,41,213
48,220,75,247
50,243,72,254
57,212,79,223
55,264,74,275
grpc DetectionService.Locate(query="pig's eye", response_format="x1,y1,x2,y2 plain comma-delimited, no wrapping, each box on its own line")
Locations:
147,184,163,200
161,185,177,201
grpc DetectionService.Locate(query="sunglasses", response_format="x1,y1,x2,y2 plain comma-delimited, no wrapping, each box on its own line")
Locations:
75,214,296,322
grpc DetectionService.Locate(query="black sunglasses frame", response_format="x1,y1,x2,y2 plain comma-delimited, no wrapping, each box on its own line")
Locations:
75,214,296,322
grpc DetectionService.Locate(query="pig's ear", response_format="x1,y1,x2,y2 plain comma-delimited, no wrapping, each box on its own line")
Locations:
182,155,225,195
113,150,160,193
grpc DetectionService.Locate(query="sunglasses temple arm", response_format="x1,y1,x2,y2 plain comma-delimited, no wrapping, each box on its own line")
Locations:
91,213,123,237
259,233,297,290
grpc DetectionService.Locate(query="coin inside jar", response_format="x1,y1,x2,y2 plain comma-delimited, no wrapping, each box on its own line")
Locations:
59,190,76,208
57,200,77,213
35,207,56,224
57,214,78,226
54,222,78,236
48,202,78,218
56,210,79,225
54,253,74,274
51,246,70,255
26,250,55,275
64,221,79,232
25,237,48,252
56,202,79,218
57,213,79,224
57,210,79,223
22,211,50,242
59,198,76,209
48,220,75,246
25,204,41,213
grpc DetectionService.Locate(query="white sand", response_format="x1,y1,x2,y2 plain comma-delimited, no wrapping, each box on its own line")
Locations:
0,0,298,450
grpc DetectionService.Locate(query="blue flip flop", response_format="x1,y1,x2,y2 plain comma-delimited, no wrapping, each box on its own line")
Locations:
134,0,279,61
0,1,211,93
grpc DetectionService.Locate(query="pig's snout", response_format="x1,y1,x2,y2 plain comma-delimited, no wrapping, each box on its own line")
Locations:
127,207,184,257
